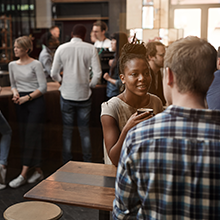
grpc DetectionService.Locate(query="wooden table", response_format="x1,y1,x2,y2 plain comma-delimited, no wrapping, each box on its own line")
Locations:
24,161,117,220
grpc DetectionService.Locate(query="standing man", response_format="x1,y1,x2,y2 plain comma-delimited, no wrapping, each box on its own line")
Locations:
51,24,102,164
113,36,220,219
146,41,166,105
206,46,220,110
92,20,111,49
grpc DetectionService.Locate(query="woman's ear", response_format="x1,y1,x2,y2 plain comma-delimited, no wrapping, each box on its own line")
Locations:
120,74,125,84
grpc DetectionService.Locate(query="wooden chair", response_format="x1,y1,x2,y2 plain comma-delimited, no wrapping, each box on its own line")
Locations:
3,201,63,220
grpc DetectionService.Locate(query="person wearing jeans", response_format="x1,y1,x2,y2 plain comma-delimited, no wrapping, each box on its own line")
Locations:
60,96,92,163
0,110,12,190
51,24,101,164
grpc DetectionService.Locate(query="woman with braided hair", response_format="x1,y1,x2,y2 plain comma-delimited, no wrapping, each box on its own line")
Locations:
101,41,163,166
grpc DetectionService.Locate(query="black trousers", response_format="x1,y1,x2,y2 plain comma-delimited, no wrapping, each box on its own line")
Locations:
15,92,45,167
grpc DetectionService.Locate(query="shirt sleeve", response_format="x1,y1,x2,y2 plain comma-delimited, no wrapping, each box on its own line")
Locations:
89,47,102,88
101,99,118,122
34,61,47,94
42,54,52,78
51,47,62,82
8,62,16,90
113,132,141,219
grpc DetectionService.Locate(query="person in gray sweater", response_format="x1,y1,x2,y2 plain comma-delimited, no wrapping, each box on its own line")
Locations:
39,31,60,79
8,36,47,188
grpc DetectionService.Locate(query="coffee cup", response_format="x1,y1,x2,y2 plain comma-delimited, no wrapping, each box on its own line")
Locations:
137,108,154,115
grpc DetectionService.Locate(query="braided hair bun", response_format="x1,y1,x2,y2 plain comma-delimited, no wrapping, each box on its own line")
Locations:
121,42,146,56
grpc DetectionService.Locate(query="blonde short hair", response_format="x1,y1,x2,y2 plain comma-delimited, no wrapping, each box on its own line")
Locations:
15,36,33,54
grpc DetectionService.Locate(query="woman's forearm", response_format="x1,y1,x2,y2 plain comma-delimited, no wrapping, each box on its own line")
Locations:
108,126,130,166
29,89,42,99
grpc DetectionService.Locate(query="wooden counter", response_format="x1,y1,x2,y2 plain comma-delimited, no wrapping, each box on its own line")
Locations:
0,82,107,172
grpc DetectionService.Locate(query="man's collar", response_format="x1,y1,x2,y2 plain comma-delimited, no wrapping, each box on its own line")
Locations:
71,37,83,42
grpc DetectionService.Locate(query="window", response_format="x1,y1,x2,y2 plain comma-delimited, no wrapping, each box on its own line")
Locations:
208,8,220,49
171,0,219,4
174,8,201,37
142,6,154,28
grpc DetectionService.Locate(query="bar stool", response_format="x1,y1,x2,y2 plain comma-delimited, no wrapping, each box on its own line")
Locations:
3,201,63,220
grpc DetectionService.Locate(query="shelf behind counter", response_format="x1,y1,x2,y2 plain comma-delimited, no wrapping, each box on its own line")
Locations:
0,82,107,171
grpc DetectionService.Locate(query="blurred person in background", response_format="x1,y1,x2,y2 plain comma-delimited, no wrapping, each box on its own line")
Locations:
92,21,111,49
0,87,12,190
39,31,60,80
206,46,220,110
103,32,128,99
49,26,60,40
146,41,166,105
90,30,97,44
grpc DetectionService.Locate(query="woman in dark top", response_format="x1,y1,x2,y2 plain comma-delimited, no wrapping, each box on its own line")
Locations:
103,32,128,99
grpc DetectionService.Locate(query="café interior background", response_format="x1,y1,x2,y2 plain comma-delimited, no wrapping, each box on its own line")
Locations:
0,0,220,68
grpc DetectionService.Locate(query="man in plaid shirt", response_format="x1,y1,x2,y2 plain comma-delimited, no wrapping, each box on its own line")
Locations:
113,36,220,219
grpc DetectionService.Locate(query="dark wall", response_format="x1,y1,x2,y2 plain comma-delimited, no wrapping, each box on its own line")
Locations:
109,0,127,35
52,0,127,44
55,19,109,44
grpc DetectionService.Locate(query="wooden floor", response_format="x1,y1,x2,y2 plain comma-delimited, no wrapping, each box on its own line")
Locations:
0,163,100,220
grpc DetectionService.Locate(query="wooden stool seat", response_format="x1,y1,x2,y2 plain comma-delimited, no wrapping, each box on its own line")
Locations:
4,201,63,220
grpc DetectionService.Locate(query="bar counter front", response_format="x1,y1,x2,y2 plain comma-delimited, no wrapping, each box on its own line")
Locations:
0,82,107,171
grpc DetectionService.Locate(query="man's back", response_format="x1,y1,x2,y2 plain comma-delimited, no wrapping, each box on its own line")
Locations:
114,105,220,219
51,38,101,101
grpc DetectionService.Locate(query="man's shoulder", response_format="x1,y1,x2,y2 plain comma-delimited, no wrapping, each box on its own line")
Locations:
55,41,71,52
131,105,220,139
59,40,95,50
207,70,220,100
39,48,49,58
214,69,220,78
80,41,96,48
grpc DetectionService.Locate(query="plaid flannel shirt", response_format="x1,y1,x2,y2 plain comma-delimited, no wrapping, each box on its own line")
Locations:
113,105,220,220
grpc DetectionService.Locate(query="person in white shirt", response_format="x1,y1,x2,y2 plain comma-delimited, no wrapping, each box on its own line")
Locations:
51,24,102,164
92,20,111,49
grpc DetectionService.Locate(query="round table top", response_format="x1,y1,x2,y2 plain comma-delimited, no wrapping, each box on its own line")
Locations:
4,201,63,220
